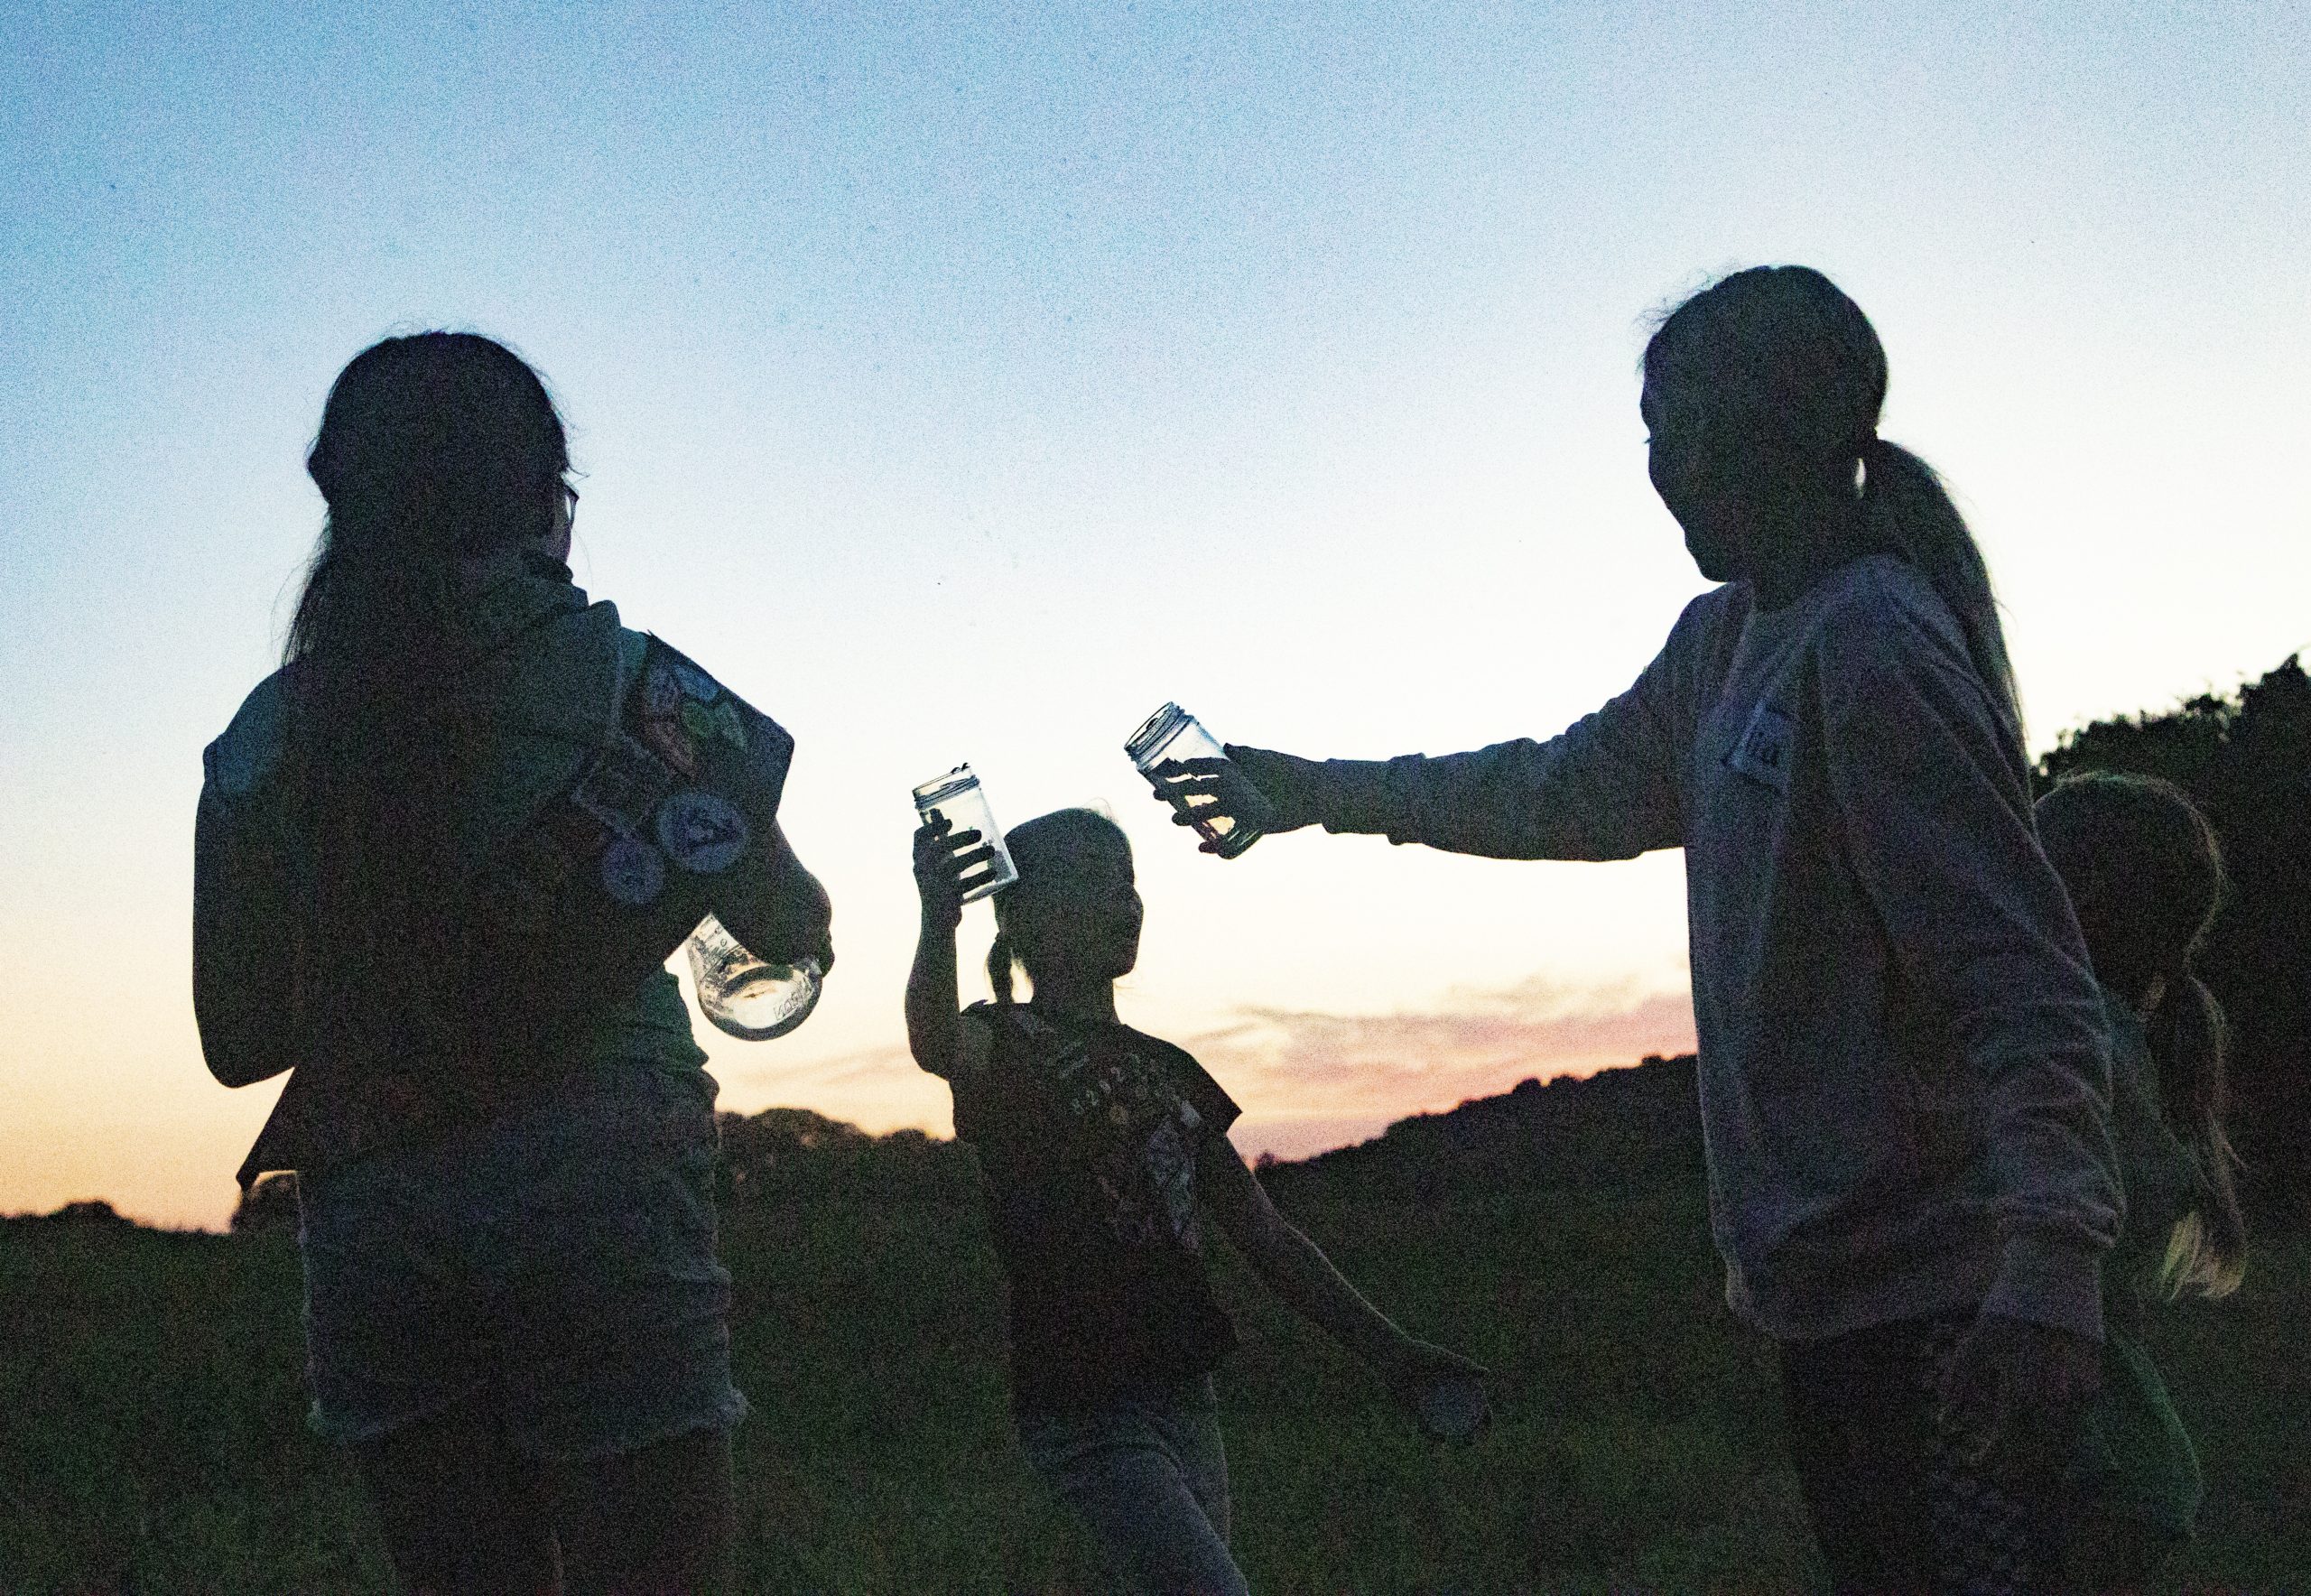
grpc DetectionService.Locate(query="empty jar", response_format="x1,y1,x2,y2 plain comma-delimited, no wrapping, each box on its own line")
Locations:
911,764,1020,903
1125,702,1264,858
687,914,822,1040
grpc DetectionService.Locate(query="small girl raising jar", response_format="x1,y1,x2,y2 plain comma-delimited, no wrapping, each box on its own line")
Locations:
906,806,1486,1596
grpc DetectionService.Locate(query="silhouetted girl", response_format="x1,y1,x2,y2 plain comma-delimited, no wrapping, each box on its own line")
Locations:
194,332,831,1594
2037,772,2243,1590
906,806,1484,1596
1169,265,2122,1594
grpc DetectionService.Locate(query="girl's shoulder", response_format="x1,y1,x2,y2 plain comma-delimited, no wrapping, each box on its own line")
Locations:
203,669,294,806
962,1003,1201,1076
1110,1021,1204,1072
1809,556,1970,667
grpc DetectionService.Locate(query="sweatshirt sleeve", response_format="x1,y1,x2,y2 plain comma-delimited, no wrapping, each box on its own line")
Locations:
1303,590,1724,861
1819,583,2121,1340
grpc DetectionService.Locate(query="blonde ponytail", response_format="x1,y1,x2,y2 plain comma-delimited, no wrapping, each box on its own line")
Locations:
2149,971,2247,1299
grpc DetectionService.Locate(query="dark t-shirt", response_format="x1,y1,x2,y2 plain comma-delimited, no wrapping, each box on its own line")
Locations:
945,1001,1242,1415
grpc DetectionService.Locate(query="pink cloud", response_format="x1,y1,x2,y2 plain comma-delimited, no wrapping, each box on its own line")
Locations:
1192,975,1695,1120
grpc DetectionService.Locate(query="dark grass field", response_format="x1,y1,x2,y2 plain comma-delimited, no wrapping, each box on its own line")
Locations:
5,1179,2307,1593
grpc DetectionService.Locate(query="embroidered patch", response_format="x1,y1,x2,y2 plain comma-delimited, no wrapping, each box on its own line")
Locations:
654,790,749,874
600,836,667,905
711,700,747,748
671,659,721,703
571,735,677,836
1727,702,1796,795
682,700,719,741
639,715,701,778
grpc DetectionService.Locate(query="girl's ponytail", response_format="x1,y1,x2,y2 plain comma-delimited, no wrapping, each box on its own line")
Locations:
1860,436,2026,765
2150,970,2248,1299
987,928,1016,1007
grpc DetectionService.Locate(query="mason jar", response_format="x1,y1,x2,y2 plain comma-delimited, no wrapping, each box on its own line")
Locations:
911,764,1020,903
1125,702,1264,858
686,914,822,1040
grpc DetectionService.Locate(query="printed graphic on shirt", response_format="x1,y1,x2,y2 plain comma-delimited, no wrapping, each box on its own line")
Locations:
1028,1016,1208,1252
1727,701,1796,795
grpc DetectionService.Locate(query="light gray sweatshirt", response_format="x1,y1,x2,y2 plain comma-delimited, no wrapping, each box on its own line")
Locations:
1311,556,2121,1342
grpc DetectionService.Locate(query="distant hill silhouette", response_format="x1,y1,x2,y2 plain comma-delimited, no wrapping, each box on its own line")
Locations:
2037,654,2311,1211
1259,1055,1703,1207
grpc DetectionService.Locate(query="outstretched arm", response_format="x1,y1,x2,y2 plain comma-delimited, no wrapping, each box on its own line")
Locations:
1197,1137,1485,1421
905,814,996,1077
1150,591,1731,861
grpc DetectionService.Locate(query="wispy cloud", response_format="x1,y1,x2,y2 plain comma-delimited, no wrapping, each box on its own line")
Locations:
1193,974,1694,1118
719,976,1694,1155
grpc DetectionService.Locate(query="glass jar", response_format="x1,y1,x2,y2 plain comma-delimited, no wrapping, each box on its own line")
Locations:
911,764,1019,902
686,914,822,1040
1125,702,1264,858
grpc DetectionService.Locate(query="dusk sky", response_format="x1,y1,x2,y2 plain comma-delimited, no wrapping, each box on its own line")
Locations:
5,4,2306,1229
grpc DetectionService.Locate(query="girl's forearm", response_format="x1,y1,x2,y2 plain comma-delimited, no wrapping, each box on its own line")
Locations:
1247,1218,1409,1373
904,916,961,1072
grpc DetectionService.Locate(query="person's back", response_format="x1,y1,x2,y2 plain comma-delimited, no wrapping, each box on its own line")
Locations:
192,331,831,1595
201,546,715,1181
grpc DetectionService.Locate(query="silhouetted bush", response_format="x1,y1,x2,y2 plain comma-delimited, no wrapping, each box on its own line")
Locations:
23,1199,138,1229
2039,656,2311,1212
715,1107,981,1207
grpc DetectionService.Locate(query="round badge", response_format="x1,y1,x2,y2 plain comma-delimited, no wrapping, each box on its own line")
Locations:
600,836,667,905
642,663,682,717
654,790,749,874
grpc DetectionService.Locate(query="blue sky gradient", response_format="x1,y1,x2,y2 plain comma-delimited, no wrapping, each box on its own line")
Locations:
5,3,2306,1225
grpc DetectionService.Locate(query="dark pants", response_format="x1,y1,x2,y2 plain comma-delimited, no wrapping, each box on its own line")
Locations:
1779,1315,2075,1596
1018,1376,1248,1596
